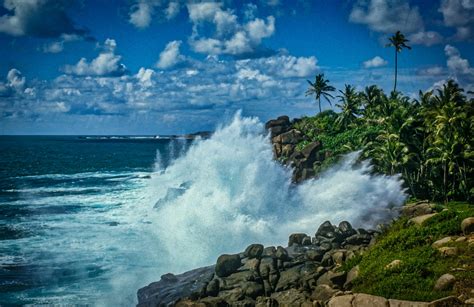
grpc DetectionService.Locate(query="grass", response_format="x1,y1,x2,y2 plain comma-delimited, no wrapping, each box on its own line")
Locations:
349,202,474,302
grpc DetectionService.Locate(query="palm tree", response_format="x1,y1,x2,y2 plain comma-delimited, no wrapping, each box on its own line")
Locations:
305,73,336,113
335,84,361,129
387,31,411,92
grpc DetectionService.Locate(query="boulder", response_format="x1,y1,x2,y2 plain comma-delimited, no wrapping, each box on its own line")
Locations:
401,201,435,218
288,233,310,247
433,274,456,291
275,246,289,261
306,249,325,262
262,246,276,257
316,221,336,238
216,254,242,277
461,217,474,235
279,129,303,145
239,258,260,272
345,234,372,245
353,293,388,306
328,294,354,307
437,246,458,257
317,271,347,289
332,250,346,265
339,221,357,237
311,284,337,302
344,265,359,289
431,237,453,248
265,116,290,129
270,288,312,306
409,213,438,225
275,266,302,291
137,266,215,307
244,244,264,259
301,141,322,160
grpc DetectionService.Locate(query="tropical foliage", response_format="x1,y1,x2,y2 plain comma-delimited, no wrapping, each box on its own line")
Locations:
305,73,336,113
295,80,473,202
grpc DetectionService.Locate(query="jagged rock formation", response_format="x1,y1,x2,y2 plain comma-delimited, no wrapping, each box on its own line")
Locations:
137,220,379,306
265,116,326,183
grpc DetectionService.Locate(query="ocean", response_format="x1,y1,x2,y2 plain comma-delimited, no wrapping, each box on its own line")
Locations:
0,135,191,305
0,114,406,305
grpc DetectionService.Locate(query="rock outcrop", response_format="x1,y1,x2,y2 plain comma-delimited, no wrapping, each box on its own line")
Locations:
137,220,379,306
265,116,325,183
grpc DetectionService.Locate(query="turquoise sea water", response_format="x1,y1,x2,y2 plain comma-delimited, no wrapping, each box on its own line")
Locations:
0,136,189,305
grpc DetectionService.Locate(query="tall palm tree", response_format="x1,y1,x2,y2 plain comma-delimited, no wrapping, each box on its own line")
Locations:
387,31,411,93
305,73,336,113
335,84,361,129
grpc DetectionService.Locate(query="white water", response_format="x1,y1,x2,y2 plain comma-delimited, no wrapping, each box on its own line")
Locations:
2,113,406,305
146,112,407,273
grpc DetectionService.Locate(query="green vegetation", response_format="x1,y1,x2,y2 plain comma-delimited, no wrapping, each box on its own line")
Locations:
294,79,473,202
349,202,474,301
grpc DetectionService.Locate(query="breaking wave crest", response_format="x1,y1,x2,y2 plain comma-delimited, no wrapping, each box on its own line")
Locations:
148,112,407,272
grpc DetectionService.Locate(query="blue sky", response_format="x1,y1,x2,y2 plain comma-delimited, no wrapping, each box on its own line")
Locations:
0,0,473,135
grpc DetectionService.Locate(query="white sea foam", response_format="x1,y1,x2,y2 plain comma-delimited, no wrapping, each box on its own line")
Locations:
147,112,407,273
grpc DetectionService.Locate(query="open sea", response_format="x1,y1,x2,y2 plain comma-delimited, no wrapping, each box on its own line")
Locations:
0,135,190,305
0,114,406,305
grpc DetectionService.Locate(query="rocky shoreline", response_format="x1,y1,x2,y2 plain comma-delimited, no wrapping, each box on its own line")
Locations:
136,215,469,306
136,116,473,306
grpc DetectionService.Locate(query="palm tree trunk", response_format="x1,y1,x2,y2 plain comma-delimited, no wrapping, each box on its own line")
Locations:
318,97,322,113
393,50,398,92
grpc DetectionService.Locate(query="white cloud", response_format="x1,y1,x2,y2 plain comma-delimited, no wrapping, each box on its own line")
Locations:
418,66,445,76
165,2,180,20
129,1,154,29
349,0,423,34
245,16,275,43
444,44,474,75
7,68,25,91
409,31,444,46
238,55,318,78
42,41,64,53
136,67,155,87
156,40,185,69
63,39,127,77
363,56,388,68
0,0,85,37
439,0,474,40
187,2,276,57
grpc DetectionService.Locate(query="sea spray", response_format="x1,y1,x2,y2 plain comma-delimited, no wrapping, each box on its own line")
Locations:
147,112,407,274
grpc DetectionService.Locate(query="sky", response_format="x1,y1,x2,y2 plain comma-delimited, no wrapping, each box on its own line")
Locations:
0,0,473,135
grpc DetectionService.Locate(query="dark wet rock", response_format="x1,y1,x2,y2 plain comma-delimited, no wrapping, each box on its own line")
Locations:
317,271,347,289
265,116,290,129
239,258,260,272
262,246,276,257
288,233,310,246
316,221,336,238
306,249,324,262
275,265,302,291
275,129,303,145
244,244,264,259
161,273,178,283
338,221,357,237
216,254,242,278
345,234,372,245
137,265,214,307
275,246,289,261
